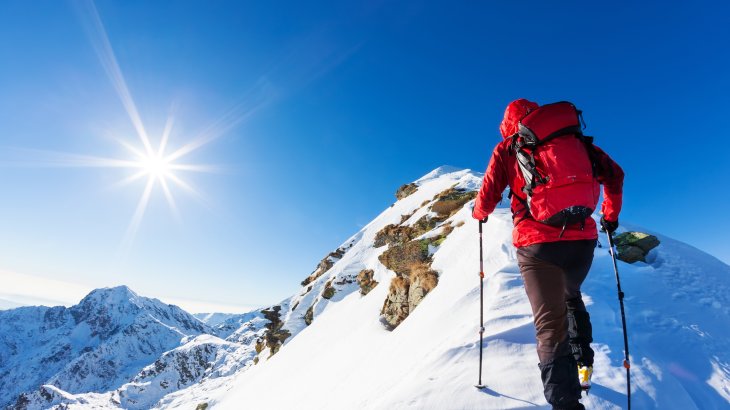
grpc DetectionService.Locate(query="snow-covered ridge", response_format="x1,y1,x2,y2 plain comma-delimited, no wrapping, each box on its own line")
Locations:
2,166,729,409
201,166,728,409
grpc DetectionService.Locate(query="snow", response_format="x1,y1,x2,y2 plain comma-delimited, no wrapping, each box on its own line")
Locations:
204,167,729,409
1,166,729,409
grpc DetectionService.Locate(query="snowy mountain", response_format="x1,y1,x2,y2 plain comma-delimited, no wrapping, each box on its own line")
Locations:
0,286,211,408
2,166,729,409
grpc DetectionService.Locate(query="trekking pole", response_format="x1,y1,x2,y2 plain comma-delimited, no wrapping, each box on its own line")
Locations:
475,220,486,389
605,229,631,409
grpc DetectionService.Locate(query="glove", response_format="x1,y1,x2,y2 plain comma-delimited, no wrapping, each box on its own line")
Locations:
472,210,487,224
600,216,618,234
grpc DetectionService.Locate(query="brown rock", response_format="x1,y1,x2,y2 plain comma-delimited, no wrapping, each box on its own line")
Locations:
378,240,431,276
381,276,410,328
322,280,336,299
396,183,419,200
408,266,438,312
430,187,477,217
304,305,314,326
356,269,378,295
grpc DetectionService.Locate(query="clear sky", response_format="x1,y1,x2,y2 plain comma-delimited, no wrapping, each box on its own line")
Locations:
1,1,728,311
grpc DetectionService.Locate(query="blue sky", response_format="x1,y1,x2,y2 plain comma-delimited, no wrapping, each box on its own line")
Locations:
1,1,728,310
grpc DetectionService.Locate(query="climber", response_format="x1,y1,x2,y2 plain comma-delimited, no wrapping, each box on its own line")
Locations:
472,99,624,410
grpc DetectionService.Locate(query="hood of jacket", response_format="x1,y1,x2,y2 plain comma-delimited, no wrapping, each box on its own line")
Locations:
500,98,539,138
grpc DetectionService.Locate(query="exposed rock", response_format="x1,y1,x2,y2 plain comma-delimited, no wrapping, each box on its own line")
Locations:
374,224,417,248
408,265,439,312
431,223,454,247
304,305,314,326
11,386,64,410
617,245,646,264
301,247,348,286
395,183,418,200
356,269,378,296
614,232,661,263
400,211,416,224
261,306,291,357
378,240,431,276
430,187,477,217
196,403,209,410
378,210,461,329
334,275,355,286
322,280,336,299
381,277,410,328
413,214,448,234
374,215,447,249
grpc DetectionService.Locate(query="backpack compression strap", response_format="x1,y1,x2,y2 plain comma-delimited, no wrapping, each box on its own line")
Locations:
511,134,549,197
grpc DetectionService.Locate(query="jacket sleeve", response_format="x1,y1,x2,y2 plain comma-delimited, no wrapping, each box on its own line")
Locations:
594,145,624,222
473,142,509,220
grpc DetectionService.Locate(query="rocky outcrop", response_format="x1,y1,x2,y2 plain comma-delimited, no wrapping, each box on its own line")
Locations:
430,187,476,217
304,305,314,326
395,183,418,200
261,306,291,357
378,238,442,329
322,280,336,299
301,247,348,286
356,269,378,295
374,224,417,248
408,265,439,313
381,276,410,327
379,240,431,277
380,259,441,330
412,214,448,234
614,231,661,263
376,185,474,329
374,215,448,249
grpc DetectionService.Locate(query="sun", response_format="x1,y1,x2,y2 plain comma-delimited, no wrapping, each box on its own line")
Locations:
106,116,220,253
67,1,262,253
139,153,172,179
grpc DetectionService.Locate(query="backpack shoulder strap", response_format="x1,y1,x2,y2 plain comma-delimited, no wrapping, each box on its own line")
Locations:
579,134,604,177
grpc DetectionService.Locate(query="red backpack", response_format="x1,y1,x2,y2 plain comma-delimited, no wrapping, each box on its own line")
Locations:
510,101,600,235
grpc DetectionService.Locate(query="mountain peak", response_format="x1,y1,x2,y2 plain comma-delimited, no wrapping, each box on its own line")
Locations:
77,285,140,307
416,165,471,183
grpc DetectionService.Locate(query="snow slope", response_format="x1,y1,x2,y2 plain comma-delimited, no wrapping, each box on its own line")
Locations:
200,166,729,409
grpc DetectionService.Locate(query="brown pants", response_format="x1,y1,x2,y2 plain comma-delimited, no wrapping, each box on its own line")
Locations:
516,240,596,365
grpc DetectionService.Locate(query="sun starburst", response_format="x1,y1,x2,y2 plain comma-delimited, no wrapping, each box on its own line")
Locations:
114,118,211,253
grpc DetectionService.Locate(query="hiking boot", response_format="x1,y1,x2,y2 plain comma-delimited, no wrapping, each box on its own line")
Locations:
552,403,585,410
578,365,593,390
539,354,582,408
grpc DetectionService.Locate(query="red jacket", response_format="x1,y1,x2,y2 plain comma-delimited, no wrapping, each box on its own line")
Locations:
473,99,624,248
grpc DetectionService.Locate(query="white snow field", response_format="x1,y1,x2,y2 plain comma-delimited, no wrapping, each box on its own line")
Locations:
2,167,729,409
174,167,729,410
